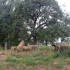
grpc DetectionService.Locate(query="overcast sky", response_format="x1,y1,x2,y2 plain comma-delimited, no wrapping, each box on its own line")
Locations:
56,0,70,13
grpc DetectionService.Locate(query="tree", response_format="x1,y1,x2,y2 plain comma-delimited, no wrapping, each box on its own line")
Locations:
0,0,70,47
0,0,18,48
0,0,11,46
0,0,31,46
14,0,64,44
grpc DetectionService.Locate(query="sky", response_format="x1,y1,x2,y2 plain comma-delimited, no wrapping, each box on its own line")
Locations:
56,0,70,13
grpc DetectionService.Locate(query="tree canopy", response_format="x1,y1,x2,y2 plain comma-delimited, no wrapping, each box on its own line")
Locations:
0,0,70,46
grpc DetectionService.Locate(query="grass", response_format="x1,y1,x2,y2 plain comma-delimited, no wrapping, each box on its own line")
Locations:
54,61,65,69
65,58,70,64
6,55,37,66
6,56,23,66
0,62,4,68
39,46,54,51
0,46,70,70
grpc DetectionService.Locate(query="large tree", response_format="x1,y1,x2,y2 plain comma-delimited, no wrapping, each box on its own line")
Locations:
0,0,30,47
14,0,64,44
0,0,12,47
0,0,21,46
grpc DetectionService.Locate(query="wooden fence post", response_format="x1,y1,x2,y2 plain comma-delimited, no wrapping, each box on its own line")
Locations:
5,42,7,52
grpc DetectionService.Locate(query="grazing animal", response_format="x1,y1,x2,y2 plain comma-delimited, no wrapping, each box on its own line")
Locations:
52,44,69,52
11,46,17,51
59,45,69,51
52,45,60,51
17,40,25,52
22,45,37,51
22,46,31,51
16,39,37,52
28,45,37,50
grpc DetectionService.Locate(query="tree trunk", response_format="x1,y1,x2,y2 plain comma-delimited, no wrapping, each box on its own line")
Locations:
7,39,10,49
33,35,37,45
45,40,48,46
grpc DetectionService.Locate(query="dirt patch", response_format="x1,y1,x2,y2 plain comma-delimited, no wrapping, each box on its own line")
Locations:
0,52,8,61
63,64,70,70
35,65,47,70
37,67,46,70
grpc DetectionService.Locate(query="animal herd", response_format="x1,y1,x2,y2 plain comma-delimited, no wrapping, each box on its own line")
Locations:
11,40,37,52
52,44,69,52
11,40,69,52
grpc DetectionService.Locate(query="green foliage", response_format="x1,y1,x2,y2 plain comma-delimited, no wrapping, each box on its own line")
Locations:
0,0,70,46
13,0,65,44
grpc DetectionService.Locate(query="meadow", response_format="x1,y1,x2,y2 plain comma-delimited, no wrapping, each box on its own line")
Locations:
0,46,70,70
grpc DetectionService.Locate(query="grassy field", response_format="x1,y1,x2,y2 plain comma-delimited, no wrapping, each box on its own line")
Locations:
0,46,70,70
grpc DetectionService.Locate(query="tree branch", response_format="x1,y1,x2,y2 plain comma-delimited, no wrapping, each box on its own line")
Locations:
36,21,48,30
